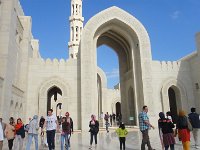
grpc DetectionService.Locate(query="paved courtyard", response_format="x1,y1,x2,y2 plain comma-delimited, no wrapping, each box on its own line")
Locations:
2,128,198,150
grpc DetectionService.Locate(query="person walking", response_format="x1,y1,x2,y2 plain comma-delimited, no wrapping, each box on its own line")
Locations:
65,112,73,148
5,117,15,150
89,114,99,149
104,112,109,133
14,118,25,150
60,117,71,150
0,114,6,150
116,122,128,150
39,116,45,146
26,115,39,150
188,107,200,149
43,109,59,150
158,112,175,150
138,105,155,150
176,110,192,150
113,113,116,124
109,114,113,127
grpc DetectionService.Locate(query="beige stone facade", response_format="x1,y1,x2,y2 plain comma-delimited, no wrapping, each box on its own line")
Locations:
0,0,200,130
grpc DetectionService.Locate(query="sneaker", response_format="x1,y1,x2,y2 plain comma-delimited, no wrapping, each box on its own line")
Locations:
95,144,97,148
196,146,200,149
89,145,92,149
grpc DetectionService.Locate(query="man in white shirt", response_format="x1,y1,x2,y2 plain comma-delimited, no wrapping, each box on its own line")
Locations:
0,114,6,150
43,109,59,150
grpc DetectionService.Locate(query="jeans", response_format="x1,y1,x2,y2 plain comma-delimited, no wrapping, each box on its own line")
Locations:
90,133,97,145
8,139,14,150
46,130,56,150
26,134,38,150
165,144,174,150
61,134,69,150
119,137,125,150
14,135,24,150
0,141,3,150
141,129,153,150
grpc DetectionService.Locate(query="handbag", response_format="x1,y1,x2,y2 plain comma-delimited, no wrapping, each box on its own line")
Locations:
186,117,193,131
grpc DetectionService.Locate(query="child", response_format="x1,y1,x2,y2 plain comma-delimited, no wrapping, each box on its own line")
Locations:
116,122,128,150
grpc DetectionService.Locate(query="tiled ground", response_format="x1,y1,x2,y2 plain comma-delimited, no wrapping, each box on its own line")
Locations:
2,128,198,150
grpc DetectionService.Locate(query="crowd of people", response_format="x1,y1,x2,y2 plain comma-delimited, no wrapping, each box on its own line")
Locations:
0,106,200,150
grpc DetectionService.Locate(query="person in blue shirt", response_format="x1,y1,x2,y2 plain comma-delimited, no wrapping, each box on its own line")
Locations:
138,106,155,150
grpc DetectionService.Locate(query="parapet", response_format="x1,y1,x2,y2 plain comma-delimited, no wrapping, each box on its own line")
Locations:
196,32,200,53
152,60,190,72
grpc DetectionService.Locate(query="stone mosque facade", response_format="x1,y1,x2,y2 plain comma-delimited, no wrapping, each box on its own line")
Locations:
0,0,200,130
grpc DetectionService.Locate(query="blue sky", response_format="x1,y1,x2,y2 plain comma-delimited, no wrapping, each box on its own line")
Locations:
19,0,200,88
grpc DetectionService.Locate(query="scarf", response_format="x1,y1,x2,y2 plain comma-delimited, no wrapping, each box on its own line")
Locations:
15,123,23,131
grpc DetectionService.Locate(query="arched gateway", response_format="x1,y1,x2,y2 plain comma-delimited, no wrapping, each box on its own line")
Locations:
80,6,153,130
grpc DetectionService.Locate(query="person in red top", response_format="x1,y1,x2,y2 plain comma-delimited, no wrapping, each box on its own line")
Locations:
14,118,25,150
176,110,191,150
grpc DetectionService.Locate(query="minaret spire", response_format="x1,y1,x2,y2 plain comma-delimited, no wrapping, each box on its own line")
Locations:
68,0,84,59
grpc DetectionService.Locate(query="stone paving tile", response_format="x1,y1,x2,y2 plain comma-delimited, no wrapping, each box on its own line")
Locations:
2,128,198,150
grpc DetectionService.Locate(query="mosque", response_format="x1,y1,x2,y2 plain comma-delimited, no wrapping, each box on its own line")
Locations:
0,0,200,130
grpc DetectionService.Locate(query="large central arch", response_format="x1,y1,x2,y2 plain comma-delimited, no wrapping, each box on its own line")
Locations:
80,6,153,130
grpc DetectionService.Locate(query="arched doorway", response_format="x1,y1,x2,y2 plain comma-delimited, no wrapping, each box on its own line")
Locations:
47,86,62,117
116,102,121,115
168,86,179,123
80,6,153,130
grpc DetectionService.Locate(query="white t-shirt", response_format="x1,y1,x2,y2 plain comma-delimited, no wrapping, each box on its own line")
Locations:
0,123,4,141
46,115,57,131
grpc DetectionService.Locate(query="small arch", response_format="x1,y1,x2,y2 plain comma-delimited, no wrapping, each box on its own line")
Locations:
38,76,70,117
161,78,187,114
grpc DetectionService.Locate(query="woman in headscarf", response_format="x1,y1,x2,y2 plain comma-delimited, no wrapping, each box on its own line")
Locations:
176,110,191,150
89,114,99,149
14,118,25,150
158,112,175,150
26,115,39,150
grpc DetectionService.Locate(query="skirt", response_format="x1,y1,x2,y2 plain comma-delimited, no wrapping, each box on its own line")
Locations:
178,129,190,142
163,133,175,146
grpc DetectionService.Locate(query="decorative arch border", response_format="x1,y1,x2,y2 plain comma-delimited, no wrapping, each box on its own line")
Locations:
111,97,121,113
161,77,187,113
80,6,153,130
97,67,107,88
38,76,71,116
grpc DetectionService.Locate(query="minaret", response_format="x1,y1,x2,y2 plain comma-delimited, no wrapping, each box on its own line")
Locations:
68,0,84,59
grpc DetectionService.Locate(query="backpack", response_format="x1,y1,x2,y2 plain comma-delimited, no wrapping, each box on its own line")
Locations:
24,124,30,132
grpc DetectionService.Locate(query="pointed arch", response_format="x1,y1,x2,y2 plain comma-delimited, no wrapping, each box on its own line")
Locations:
80,6,153,130
38,76,71,117
161,78,188,113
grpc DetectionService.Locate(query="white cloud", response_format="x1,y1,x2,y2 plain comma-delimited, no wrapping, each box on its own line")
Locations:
106,68,119,79
171,11,181,20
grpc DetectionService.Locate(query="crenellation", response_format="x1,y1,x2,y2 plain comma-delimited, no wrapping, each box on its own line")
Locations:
1,0,200,131
159,60,180,71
